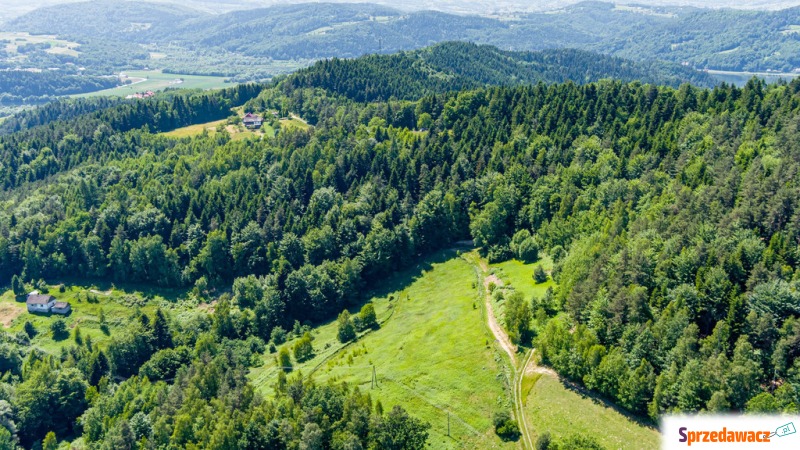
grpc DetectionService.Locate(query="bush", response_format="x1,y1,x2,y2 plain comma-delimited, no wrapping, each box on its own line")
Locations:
11,274,25,297
358,303,378,330
270,326,287,345
493,411,520,441
487,244,513,263
278,346,292,372
536,431,552,450
293,332,314,362
517,237,539,263
557,434,604,449
36,279,49,293
337,310,356,343
534,265,548,284
50,319,68,341
550,245,566,262
23,321,37,338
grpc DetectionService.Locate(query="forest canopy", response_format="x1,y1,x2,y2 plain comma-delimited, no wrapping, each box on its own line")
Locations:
2,49,800,447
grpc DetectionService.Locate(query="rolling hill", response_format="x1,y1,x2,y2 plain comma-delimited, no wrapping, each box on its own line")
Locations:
7,1,800,74
282,42,716,102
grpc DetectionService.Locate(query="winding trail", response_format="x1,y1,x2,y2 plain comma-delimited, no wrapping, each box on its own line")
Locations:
473,256,535,450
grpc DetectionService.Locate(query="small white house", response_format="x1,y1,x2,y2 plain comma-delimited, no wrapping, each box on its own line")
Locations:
26,292,56,313
51,301,72,315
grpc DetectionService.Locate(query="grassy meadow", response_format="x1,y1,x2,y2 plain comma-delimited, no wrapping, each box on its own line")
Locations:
523,372,661,449
161,109,277,140
71,70,230,98
250,249,515,449
0,31,80,60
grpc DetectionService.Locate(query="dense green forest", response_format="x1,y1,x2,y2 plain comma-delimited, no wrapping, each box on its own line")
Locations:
6,1,800,76
4,43,800,447
284,42,715,102
0,71,118,106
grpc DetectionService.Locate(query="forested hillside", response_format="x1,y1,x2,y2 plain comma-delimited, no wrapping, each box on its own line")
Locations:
3,52,800,447
7,1,800,75
283,42,715,102
3,0,204,41
0,71,118,106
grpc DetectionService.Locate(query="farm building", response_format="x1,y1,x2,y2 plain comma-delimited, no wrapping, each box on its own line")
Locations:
26,292,71,315
52,302,72,315
26,292,55,313
243,113,263,129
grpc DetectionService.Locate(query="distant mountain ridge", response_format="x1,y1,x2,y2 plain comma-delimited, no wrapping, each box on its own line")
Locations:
282,42,717,102
7,1,800,74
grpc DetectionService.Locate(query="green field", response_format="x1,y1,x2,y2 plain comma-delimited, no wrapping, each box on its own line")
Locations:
250,250,514,449
490,256,554,302
523,372,661,449
0,31,80,59
161,115,276,140
279,116,311,131
0,281,194,354
71,70,231,98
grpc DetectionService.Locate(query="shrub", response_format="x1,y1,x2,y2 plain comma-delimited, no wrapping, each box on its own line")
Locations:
517,237,539,263
337,310,356,343
487,244,513,263
270,326,287,345
358,303,378,330
536,431,552,450
50,319,68,341
293,332,314,362
278,346,292,372
534,265,548,284
493,411,520,441
23,321,37,338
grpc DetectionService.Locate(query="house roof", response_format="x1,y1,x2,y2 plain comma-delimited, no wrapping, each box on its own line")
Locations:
243,113,262,122
26,294,55,305
53,302,70,309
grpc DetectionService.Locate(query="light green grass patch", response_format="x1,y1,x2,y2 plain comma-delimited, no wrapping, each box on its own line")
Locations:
161,120,226,138
781,25,800,35
0,31,80,56
490,255,554,302
72,70,231,98
250,250,514,449
525,372,660,449
279,117,310,131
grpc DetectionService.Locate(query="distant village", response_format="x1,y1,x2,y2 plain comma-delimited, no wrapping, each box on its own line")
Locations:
125,90,155,99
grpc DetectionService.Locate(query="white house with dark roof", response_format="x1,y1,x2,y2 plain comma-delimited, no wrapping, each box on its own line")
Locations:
52,302,72,315
26,292,71,315
26,292,56,313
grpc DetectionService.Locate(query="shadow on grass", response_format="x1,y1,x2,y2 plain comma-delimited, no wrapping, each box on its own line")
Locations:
556,374,659,430
357,247,466,308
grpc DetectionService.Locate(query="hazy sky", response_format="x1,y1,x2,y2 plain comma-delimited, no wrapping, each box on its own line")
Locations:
4,0,800,22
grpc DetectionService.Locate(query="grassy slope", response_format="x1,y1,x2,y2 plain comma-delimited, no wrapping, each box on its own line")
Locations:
250,249,514,449
0,281,193,353
72,70,230,98
161,113,277,140
488,256,660,449
525,373,660,449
